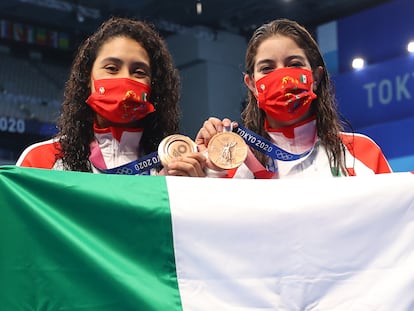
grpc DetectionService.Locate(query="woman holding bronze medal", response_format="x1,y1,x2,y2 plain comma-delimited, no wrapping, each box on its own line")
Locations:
16,17,207,177
196,18,392,178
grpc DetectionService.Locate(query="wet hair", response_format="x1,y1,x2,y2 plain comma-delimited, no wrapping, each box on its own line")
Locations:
242,18,347,176
57,16,181,171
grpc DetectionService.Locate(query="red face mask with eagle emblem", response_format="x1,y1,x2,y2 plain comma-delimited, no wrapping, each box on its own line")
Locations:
255,68,317,122
86,78,155,124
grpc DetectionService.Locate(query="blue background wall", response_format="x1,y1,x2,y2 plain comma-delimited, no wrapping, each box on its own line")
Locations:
318,0,414,172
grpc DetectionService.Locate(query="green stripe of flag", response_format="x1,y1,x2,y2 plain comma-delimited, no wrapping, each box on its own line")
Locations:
0,166,183,311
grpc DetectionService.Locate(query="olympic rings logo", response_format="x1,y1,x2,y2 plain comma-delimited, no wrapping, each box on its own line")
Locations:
275,150,293,161
116,167,134,175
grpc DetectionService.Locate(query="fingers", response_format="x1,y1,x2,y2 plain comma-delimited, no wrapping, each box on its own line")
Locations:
164,116,238,177
203,117,225,133
164,153,207,177
231,120,239,129
196,117,223,143
205,158,226,172
195,117,236,150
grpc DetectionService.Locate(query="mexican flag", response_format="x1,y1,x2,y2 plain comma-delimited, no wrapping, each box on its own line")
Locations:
1,166,414,310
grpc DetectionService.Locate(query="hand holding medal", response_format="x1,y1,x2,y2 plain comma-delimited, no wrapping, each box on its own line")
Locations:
157,134,208,177
158,121,248,177
158,134,198,167
207,125,248,170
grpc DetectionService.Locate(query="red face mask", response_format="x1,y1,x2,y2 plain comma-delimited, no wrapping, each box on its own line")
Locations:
86,78,155,124
255,68,317,122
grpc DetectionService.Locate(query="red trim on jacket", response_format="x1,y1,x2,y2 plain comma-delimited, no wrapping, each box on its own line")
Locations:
340,133,392,174
19,141,62,169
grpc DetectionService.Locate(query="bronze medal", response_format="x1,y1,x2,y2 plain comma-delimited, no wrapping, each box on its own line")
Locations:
207,132,248,169
158,134,197,166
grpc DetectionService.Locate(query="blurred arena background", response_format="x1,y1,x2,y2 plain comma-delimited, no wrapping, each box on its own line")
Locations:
1,0,413,171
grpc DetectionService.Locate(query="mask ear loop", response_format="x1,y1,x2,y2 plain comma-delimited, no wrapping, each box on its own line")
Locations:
86,75,101,126
89,75,97,93
312,66,324,92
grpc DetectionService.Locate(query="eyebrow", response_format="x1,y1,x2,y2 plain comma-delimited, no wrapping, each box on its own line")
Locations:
286,55,307,62
99,57,122,65
256,58,275,67
99,57,151,70
255,55,307,66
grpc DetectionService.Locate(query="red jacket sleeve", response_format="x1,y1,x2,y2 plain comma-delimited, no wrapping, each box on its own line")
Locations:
340,133,392,174
17,141,62,169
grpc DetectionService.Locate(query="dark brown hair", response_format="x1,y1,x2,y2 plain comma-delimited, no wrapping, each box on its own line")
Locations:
242,18,347,175
57,17,181,171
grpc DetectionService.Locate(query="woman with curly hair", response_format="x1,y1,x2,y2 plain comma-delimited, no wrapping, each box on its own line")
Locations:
196,18,392,178
17,17,206,176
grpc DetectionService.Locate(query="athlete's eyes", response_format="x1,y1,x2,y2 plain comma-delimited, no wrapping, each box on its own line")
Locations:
258,64,275,74
289,61,305,68
104,64,119,73
133,68,149,78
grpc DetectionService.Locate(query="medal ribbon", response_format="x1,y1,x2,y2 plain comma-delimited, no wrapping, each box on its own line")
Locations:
234,125,312,161
89,142,161,175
